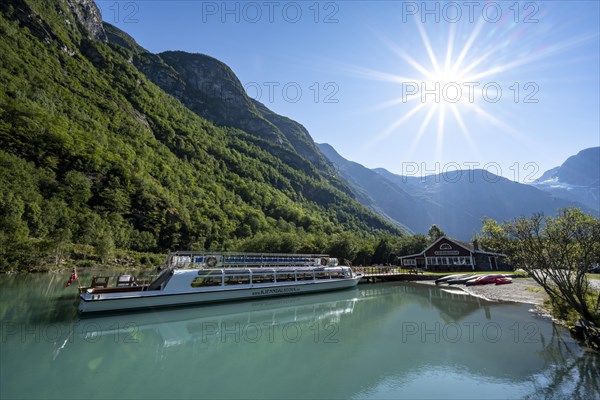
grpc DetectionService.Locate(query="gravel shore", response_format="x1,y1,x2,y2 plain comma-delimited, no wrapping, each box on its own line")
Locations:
416,276,600,306
416,277,549,305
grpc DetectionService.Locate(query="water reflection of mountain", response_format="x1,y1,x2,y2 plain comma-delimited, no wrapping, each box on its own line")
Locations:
315,283,597,399
359,282,489,322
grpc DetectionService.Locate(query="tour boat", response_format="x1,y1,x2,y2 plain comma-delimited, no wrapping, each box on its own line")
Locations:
77,252,363,314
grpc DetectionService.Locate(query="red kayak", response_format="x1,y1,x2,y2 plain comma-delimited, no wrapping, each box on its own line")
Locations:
467,274,505,286
495,277,512,285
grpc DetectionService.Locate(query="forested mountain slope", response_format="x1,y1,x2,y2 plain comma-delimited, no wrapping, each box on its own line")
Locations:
0,0,401,270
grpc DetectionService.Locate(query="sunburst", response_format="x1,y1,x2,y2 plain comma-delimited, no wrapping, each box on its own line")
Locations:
350,14,596,161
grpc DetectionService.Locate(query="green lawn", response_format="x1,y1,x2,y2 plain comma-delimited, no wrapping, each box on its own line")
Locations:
587,274,600,281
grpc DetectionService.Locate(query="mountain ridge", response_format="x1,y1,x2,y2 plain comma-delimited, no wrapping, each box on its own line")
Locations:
319,143,595,240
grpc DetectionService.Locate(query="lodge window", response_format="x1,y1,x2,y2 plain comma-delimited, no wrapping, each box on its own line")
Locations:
403,259,416,266
426,257,471,265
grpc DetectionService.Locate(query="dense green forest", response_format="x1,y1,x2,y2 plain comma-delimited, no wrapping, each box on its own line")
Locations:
0,0,410,271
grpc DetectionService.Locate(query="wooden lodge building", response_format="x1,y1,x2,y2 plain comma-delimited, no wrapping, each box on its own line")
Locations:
398,236,510,272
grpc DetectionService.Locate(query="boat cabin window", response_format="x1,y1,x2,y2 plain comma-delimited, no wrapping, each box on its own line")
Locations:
330,271,345,279
315,271,330,280
191,276,222,287
275,272,296,282
252,273,275,284
297,272,314,281
224,274,250,285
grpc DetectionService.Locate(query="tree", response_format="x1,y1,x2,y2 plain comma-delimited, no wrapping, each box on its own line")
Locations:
428,225,446,242
476,217,513,255
479,208,600,325
373,237,394,265
96,231,115,264
327,233,358,262
50,227,72,267
395,234,429,257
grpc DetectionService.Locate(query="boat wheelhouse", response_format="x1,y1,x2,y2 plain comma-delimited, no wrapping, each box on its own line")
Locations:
78,252,362,314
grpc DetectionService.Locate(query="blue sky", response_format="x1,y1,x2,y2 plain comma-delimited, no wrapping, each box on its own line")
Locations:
97,1,599,182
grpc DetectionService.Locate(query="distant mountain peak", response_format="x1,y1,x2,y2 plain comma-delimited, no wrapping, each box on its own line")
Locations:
532,147,599,212
556,147,600,187
535,166,560,183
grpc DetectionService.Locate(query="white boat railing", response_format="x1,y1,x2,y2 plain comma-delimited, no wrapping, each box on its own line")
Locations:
165,252,338,269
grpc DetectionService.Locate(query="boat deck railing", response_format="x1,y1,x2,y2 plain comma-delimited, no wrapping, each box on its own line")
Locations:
165,252,333,269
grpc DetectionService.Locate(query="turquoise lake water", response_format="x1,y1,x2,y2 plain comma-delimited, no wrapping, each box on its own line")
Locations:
1,273,598,399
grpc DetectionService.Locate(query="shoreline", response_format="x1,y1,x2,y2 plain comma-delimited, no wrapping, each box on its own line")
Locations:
413,277,549,306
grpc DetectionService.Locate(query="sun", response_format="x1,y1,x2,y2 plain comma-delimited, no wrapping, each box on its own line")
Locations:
381,23,487,159
346,12,595,161
351,18,526,159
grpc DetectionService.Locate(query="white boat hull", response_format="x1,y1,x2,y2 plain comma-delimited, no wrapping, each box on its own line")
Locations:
79,277,361,314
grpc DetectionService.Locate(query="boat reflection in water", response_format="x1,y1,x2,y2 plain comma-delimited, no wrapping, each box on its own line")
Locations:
73,287,360,355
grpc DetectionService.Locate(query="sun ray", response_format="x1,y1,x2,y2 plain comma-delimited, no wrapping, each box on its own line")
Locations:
407,105,437,156
468,102,524,140
466,33,598,81
371,101,429,144
367,93,422,112
416,21,442,76
383,40,435,80
460,46,504,79
444,24,456,74
344,65,416,85
435,103,446,161
451,18,486,74
449,103,478,155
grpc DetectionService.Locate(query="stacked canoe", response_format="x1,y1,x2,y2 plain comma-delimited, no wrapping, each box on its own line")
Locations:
435,274,512,286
